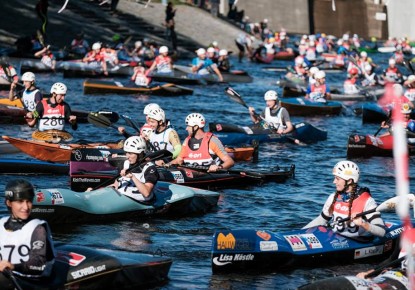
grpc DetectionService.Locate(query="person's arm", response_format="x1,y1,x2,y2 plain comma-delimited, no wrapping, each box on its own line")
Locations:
353,197,386,237
13,224,52,275
169,130,182,159
212,65,223,82
64,103,77,131
208,136,234,172
34,46,47,58
280,109,293,134
8,82,18,101
127,165,159,198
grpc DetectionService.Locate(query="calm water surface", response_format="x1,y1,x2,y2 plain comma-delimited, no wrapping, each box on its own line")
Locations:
0,50,413,289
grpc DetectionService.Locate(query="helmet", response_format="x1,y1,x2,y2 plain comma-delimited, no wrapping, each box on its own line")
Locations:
196,48,206,56
185,113,205,128
393,84,403,97
92,42,101,50
349,67,359,75
135,41,142,48
140,124,154,138
295,57,304,65
309,67,319,75
143,103,160,115
309,41,315,46
401,103,412,114
159,46,168,54
408,120,415,132
264,90,278,101
408,75,415,83
147,108,165,122
219,49,228,56
50,82,67,94
364,64,372,72
360,51,367,58
207,47,215,53
212,41,218,47
123,136,146,154
5,179,35,202
389,58,396,65
333,161,360,183
315,70,326,79
21,72,35,82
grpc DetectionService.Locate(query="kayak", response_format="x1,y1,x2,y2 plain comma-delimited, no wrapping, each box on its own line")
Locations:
274,51,296,61
61,62,135,78
2,244,172,290
173,64,253,83
299,272,408,290
2,135,123,163
83,79,194,96
0,158,69,174
330,93,367,101
31,181,220,224
20,59,55,74
209,122,327,145
280,97,343,116
0,75,12,90
359,103,415,124
0,140,20,154
378,47,396,53
211,221,402,274
346,134,415,158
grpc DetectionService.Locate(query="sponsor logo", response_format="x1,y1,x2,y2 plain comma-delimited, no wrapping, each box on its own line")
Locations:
256,231,271,241
31,208,55,213
71,264,106,279
387,227,403,238
216,124,223,131
73,149,82,161
260,241,278,251
217,233,235,250
284,235,307,251
171,171,185,183
348,144,365,148
301,234,322,249
85,154,105,162
330,238,350,249
72,178,101,183
50,190,64,205
188,153,201,158
212,254,255,266
56,251,86,266
346,276,376,288
32,240,45,250
354,245,383,259
36,192,45,203
184,169,193,178
334,203,349,212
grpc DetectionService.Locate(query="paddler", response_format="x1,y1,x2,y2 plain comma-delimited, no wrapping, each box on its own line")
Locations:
305,70,331,102
9,72,42,112
191,48,223,82
146,46,173,75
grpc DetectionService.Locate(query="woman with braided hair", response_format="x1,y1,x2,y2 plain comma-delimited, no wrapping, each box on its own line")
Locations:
303,161,386,238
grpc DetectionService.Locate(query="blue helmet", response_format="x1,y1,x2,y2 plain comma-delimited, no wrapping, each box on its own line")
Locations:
407,120,415,133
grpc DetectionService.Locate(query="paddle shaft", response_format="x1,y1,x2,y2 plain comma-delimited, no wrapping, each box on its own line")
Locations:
120,115,158,151
374,114,391,137
4,268,23,290
176,164,263,179
365,255,406,278
333,208,377,225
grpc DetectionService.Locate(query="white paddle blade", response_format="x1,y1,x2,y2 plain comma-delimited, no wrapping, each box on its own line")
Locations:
376,194,415,212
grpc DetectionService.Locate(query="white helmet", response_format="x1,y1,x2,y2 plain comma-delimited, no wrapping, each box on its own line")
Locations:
333,160,360,183
143,103,160,115
295,57,304,65
92,42,101,50
389,58,396,65
196,48,206,56
21,72,35,82
212,41,218,47
140,124,154,138
135,41,142,48
159,46,168,54
402,103,412,114
147,108,165,122
185,113,205,128
123,136,146,154
360,51,367,58
309,41,315,47
207,47,215,53
364,64,372,72
264,90,278,101
309,67,319,75
219,49,228,56
50,82,67,94
315,70,326,79
408,75,415,83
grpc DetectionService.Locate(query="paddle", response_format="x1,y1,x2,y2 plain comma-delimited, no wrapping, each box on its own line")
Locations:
402,58,415,74
121,114,158,151
333,194,415,225
3,268,23,290
176,164,264,179
374,112,392,137
224,87,307,146
364,255,406,278
88,112,130,138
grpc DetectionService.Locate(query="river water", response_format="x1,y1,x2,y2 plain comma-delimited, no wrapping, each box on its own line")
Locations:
0,50,414,289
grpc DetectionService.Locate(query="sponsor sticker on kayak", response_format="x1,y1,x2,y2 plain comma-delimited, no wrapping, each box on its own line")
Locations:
284,235,307,251
171,171,185,183
217,233,235,250
330,238,349,249
260,241,278,251
386,226,403,238
49,189,64,205
300,234,322,249
256,230,271,241
354,245,383,259
36,192,45,203
55,251,86,266
71,264,106,279
212,253,254,266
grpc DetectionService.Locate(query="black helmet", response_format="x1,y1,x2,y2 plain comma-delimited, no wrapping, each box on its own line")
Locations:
5,179,35,202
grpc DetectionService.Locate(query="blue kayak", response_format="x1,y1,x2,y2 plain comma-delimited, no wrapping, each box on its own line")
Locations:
280,97,343,116
0,158,69,175
32,181,219,224
209,122,327,145
211,222,402,274
361,102,415,124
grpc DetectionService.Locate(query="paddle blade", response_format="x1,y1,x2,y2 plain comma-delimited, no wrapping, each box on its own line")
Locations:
87,112,112,128
376,194,415,212
225,87,248,108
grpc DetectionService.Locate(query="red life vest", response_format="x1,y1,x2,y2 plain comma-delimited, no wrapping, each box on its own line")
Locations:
181,132,214,166
38,99,65,131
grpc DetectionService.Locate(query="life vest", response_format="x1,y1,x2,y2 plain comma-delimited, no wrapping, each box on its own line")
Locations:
40,53,54,68
405,88,415,102
117,161,155,201
385,67,399,79
154,55,172,73
332,191,372,237
334,54,345,66
133,72,149,86
85,51,104,63
0,217,55,278
394,52,404,63
264,107,286,129
309,84,327,101
294,65,306,76
38,99,65,131
306,47,316,61
101,49,117,63
149,127,174,152
344,78,359,94
22,88,40,112
181,132,216,166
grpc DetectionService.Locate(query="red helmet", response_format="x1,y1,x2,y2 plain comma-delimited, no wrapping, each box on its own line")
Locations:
349,67,358,75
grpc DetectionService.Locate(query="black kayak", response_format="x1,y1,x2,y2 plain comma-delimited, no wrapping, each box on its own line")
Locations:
0,158,69,175
1,244,172,290
83,79,194,96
